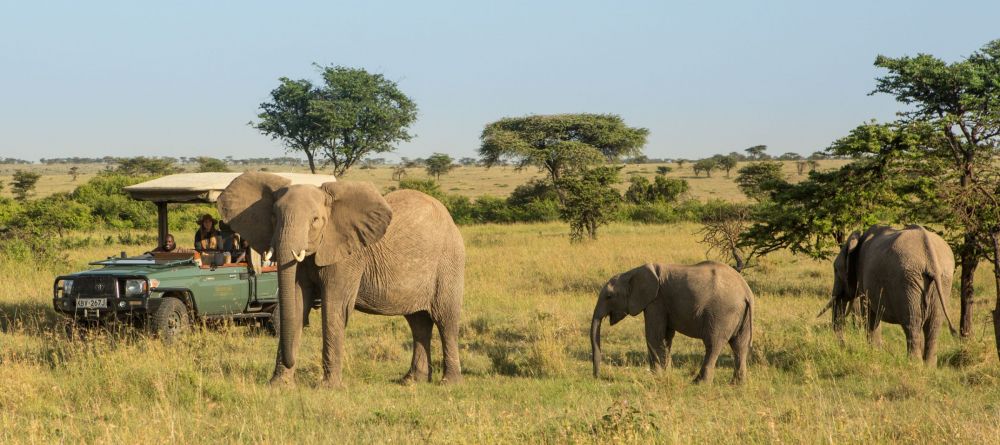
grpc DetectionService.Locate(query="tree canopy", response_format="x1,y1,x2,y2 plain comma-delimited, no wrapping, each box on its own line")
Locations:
252,65,418,176
424,153,456,180
478,113,648,184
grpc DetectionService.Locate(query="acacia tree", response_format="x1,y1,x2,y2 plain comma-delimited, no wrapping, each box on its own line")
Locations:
693,158,716,177
745,145,769,160
715,154,738,177
873,40,1000,336
478,113,648,197
425,153,456,180
11,170,41,202
252,78,327,173
557,166,622,241
315,65,418,176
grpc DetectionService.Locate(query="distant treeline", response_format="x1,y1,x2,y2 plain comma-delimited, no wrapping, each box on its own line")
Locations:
32,156,310,166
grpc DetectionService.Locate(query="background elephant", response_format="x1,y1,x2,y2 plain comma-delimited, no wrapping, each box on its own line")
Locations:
819,225,956,366
218,172,465,386
591,262,754,384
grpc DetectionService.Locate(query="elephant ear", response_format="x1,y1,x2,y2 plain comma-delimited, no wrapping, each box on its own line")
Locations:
216,172,291,254
842,231,863,287
626,263,661,316
315,181,393,267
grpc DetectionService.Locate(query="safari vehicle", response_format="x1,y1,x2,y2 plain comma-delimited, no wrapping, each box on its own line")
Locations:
51,172,336,340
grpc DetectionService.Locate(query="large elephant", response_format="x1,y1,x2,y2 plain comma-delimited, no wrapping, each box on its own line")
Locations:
590,262,754,384
217,172,465,386
819,225,956,366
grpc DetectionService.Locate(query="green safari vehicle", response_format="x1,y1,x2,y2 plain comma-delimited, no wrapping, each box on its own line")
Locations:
51,172,336,340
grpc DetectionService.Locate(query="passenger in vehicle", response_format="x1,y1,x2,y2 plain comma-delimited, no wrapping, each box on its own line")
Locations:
231,235,250,263
151,234,194,254
194,214,221,252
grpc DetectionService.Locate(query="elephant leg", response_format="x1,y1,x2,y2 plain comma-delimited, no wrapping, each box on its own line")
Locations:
402,311,434,384
694,339,724,384
922,320,940,367
644,319,668,373
320,267,362,388
729,327,751,384
866,305,883,348
432,264,464,385
434,313,462,384
903,325,925,363
664,329,675,369
270,278,311,386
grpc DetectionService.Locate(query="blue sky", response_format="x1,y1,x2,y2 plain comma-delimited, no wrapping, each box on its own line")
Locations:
1,0,997,162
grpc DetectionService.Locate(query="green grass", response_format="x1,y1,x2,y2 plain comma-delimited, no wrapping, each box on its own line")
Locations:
1,223,999,443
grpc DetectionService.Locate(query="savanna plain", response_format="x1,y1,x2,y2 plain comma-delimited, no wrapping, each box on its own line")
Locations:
1,165,999,444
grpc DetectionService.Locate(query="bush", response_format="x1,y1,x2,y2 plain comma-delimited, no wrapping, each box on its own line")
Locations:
394,178,444,200
624,175,689,205
72,173,156,229
0,197,23,228
507,179,559,207
11,193,94,236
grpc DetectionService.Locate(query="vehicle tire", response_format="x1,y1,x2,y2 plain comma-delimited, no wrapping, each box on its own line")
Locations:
264,305,279,337
150,298,190,343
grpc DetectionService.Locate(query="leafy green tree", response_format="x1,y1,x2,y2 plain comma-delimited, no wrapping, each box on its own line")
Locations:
115,157,178,176
735,161,785,201
655,165,672,175
625,175,688,204
425,153,456,180
872,40,1000,336
745,145,769,160
314,65,418,176
13,193,93,237
11,170,41,201
693,158,717,177
196,157,230,172
556,166,622,241
252,78,328,173
714,154,738,177
478,113,648,189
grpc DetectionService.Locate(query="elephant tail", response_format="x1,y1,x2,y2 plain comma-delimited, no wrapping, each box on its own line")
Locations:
737,293,754,356
919,227,957,336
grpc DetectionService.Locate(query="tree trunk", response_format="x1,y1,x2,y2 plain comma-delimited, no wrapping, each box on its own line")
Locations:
991,232,1000,362
959,235,979,337
305,152,316,174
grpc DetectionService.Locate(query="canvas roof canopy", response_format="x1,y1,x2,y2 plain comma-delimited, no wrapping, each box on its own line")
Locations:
124,172,337,203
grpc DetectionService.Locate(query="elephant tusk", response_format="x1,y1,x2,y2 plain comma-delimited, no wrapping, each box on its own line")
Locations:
293,250,307,263
816,296,836,318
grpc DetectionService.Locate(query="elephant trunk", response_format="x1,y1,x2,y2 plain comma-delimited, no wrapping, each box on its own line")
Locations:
275,223,308,370
591,300,606,378
277,256,300,369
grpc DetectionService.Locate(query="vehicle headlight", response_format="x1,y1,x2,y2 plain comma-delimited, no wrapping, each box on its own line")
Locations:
124,279,147,297
62,279,74,296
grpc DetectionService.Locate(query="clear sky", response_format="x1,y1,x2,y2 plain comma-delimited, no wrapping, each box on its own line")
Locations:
1,0,998,162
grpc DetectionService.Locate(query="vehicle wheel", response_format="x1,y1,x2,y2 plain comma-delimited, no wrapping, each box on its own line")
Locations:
264,305,279,337
150,298,190,343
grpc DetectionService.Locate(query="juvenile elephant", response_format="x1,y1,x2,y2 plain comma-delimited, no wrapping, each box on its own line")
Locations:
590,262,754,384
819,225,956,366
217,172,465,387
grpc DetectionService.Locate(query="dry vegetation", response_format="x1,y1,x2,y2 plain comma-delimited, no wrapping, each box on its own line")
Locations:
0,160,849,202
1,220,998,443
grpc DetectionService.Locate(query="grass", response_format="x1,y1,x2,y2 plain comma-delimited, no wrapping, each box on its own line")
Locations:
0,160,849,202
1,222,999,443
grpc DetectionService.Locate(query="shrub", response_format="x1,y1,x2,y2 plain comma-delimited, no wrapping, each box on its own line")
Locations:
11,193,94,236
394,178,444,200
0,197,23,228
72,174,156,229
507,179,559,207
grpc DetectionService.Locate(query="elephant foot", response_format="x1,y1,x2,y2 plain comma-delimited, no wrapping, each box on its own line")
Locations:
319,377,345,390
399,371,430,386
440,373,463,385
268,370,296,388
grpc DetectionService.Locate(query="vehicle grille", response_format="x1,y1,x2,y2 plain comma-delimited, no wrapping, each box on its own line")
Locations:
72,276,118,298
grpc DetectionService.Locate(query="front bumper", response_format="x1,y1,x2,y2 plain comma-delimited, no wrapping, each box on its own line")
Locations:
52,296,149,320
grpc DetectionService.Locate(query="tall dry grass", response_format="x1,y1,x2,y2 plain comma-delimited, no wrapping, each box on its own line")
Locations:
1,222,998,443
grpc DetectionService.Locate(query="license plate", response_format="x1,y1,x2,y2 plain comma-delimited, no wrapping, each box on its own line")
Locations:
77,298,108,309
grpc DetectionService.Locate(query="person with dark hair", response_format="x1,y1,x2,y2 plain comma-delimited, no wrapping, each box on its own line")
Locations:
151,234,193,254
194,214,220,252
